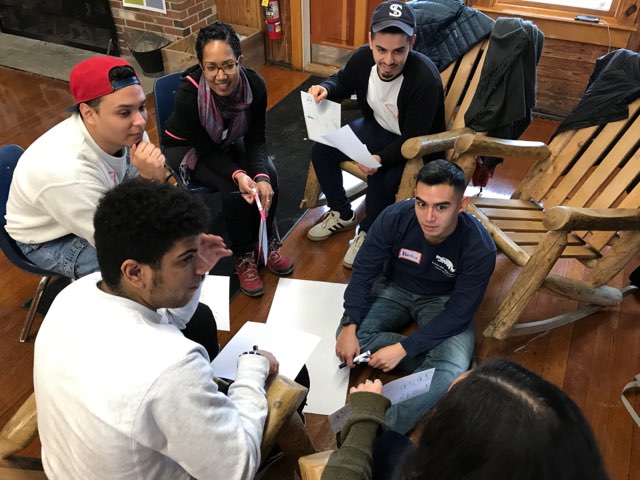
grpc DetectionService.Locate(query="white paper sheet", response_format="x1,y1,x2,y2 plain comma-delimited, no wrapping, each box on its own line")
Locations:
301,91,341,146
199,275,230,331
323,125,382,169
210,321,321,381
328,368,436,433
266,278,350,414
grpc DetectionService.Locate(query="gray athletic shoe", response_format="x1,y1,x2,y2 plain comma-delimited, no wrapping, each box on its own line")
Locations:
343,230,367,268
307,211,357,241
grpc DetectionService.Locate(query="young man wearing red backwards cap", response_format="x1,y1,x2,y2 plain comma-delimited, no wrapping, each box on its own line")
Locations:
306,1,445,269
6,56,166,279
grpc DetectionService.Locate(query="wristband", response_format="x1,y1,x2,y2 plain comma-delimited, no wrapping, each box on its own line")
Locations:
232,169,247,185
254,173,271,183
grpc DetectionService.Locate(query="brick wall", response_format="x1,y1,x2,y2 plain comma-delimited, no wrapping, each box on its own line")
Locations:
109,0,218,54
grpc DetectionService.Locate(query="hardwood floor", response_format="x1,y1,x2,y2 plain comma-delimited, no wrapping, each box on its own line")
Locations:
1,64,639,479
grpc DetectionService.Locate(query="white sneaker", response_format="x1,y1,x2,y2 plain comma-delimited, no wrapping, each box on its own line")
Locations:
343,231,367,268
307,210,357,241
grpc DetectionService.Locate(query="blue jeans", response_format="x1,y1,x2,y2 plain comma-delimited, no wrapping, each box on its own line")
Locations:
356,278,475,434
18,234,99,279
311,117,406,232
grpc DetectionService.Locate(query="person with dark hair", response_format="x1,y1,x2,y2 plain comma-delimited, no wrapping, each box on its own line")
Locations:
33,178,280,479
322,359,610,480
161,20,293,298
6,56,166,279
306,1,445,269
336,159,496,433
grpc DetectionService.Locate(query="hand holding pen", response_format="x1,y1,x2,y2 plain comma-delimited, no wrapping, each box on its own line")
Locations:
339,350,371,369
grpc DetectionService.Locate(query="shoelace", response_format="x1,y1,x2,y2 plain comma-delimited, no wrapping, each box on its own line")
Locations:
320,211,340,228
354,233,366,248
237,255,260,280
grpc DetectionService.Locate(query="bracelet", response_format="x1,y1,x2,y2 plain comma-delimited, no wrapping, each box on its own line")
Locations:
254,173,271,183
231,169,247,185
239,350,262,357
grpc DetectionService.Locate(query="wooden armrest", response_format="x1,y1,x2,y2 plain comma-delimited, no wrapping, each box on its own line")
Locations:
0,393,37,460
261,375,309,460
543,207,640,231
298,450,333,480
454,133,551,161
401,128,474,159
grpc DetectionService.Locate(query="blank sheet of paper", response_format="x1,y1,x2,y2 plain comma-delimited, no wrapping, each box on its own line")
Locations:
199,275,230,331
323,125,381,169
210,321,321,381
266,278,350,414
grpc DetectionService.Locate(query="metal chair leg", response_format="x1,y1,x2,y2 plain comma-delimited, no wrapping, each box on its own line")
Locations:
19,275,51,343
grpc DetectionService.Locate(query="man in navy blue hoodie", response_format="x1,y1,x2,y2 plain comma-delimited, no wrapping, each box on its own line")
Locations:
336,159,496,433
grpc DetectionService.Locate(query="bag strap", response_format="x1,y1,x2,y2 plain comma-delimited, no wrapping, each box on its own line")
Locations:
621,373,640,427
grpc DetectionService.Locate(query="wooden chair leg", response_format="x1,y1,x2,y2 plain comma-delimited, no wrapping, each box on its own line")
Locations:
300,163,323,209
484,231,567,339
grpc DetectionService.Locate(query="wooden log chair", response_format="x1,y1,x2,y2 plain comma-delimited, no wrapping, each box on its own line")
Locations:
406,98,640,340
0,376,313,476
299,39,491,210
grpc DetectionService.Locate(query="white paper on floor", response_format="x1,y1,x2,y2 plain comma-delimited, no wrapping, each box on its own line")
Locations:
210,321,321,381
266,278,350,414
199,275,230,331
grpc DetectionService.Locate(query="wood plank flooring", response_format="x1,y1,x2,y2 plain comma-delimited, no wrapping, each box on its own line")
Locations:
0,64,639,479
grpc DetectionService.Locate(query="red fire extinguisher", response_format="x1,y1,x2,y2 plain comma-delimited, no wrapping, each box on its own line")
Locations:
265,0,282,41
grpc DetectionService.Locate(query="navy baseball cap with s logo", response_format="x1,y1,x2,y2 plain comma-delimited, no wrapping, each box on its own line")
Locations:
371,1,416,37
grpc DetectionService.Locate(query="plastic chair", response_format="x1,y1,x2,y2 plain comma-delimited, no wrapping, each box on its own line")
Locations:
0,144,57,342
153,72,212,194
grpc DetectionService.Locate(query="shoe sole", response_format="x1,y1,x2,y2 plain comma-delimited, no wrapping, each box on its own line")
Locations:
307,223,357,241
241,287,264,297
268,264,294,275
342,260,354,269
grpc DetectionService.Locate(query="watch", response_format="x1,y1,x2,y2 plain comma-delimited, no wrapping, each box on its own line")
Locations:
340,314,355,327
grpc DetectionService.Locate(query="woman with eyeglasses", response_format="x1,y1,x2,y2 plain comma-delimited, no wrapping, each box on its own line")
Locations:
162,21,293,298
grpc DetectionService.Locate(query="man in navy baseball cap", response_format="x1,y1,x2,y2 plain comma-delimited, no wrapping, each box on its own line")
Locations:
305,0,445,272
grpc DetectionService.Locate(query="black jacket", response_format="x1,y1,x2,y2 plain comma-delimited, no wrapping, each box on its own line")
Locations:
555,49,640,136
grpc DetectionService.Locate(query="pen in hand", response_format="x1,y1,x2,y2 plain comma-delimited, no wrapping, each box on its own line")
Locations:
339,350,371,369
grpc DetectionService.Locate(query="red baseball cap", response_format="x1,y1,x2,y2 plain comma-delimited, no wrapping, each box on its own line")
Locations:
69,56,141,105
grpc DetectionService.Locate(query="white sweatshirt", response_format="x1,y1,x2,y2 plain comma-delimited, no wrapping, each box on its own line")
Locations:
5,114,139,245
34,273,269,479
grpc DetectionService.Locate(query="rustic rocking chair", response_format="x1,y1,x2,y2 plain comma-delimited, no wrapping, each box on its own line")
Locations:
404,97,640,339
299,38,491,210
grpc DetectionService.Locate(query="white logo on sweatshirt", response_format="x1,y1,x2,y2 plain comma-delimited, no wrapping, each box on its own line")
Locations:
398,248,422,264
433,255,456,276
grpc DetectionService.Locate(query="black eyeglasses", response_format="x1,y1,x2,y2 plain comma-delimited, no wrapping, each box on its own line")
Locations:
204,61,239,75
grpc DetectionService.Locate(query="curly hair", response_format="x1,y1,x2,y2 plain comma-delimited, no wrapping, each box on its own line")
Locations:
93,179,210,289
195,21,242,63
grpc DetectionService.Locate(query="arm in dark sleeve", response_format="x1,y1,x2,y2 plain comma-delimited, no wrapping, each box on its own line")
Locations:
244,71,269,178
343,211,395,324
320,48,366,102
377,64,444,166
400,252,496,358
163,83,243,180
321,392,391,480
